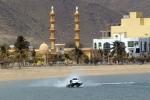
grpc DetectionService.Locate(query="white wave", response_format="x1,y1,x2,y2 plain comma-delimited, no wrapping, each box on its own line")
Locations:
84,81,101,87
28,68,136,88
29,68,83,88
29,79,136,88
29,74,83,88
29,79,55,87
99,81,136,85
82,81,136,87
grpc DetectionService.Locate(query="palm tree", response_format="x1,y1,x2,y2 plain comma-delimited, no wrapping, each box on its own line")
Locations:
0,45,8,68
31,48,36,66
75,47,83,64
111,41,126,63
67,47,83,64
0,45,7,57
92,49,103,65
14,36,30,68
64,53,71,65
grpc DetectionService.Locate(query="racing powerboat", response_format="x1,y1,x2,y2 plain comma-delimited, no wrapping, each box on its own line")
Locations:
66,77,83,88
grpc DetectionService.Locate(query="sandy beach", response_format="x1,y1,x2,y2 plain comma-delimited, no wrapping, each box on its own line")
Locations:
0,64,150,81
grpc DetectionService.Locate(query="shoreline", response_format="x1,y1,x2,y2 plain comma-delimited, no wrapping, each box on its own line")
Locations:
0,64,150,81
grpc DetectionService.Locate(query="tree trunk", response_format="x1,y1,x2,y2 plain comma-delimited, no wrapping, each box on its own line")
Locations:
76,56,79,64
19,53,22,69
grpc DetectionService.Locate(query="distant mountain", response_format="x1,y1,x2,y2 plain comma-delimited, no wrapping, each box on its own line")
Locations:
0,0,150,47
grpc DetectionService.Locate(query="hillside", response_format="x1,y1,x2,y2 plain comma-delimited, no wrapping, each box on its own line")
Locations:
0,0,150,47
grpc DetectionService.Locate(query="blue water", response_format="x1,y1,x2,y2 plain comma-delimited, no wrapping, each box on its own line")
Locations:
0,73,150,100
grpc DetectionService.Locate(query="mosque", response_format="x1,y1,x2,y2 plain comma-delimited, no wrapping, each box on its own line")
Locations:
36,6,92,64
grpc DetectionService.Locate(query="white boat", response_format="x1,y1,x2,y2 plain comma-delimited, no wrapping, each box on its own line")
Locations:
66,77,83,88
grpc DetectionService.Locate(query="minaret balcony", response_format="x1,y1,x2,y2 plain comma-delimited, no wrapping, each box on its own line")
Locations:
74,38,80,41
74,36,80,39
50,29,56,31
50,37,56,40
74,28,80,31
74,13,79,16
50,13,55,16
75,22,80,24
50,20,55,23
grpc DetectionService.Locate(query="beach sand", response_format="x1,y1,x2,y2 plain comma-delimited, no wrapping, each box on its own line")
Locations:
0,64,150,81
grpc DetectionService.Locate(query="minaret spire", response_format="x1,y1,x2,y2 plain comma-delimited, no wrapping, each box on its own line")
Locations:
76,6,78,12
49,6,56,52
51,6,54,14
74,6,80,48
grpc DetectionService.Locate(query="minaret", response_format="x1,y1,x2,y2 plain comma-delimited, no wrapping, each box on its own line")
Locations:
74,6,80,48
49,6,56,52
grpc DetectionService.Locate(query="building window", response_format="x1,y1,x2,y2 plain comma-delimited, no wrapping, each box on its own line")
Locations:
144,42,147,52
103,42,110,53
136,48,140,53
135,41,139,46
94,43,97,49
128,41,134,47
108,32,111,37
130,50,134,53
140,42,142,52
115,35,118,38
149,39,150,52
98,42,101,48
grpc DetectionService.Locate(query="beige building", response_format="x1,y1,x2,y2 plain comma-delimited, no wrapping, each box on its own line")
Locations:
111,12,150,38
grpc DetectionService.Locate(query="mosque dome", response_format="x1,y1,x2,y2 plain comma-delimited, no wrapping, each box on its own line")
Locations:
39,42,49,54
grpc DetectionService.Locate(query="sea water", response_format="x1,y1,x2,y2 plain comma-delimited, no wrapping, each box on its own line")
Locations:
0,73,150,100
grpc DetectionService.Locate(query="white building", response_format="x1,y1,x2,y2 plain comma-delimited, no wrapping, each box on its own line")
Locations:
93,33,150,56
